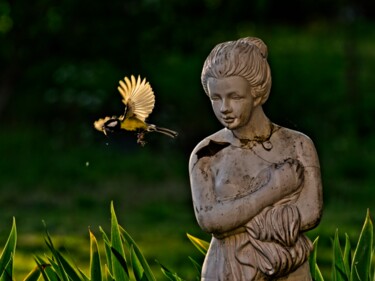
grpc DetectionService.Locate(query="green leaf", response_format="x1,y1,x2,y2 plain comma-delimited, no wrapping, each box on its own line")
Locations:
309,237,325,281
34,257,56,281
343,234,351,278
0,256,13,281
130,245,146,281
104,264,115,281
120,226,157,281
156,261,185,281
43,232,70,281
332,229,348,281
99,226,112,272
186,233,209,256
350,209,373,281
188,256,202,276
22,265,42,281
110,201,129,281
0,218,16,277
89,230,102,281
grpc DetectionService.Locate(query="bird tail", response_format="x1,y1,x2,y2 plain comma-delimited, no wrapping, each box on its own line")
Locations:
148,124,178,138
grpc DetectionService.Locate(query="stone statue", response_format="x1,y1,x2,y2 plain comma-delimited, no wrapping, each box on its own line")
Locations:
189,37,323,281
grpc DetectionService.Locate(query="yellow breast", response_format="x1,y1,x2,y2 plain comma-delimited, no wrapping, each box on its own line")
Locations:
120,117,147,131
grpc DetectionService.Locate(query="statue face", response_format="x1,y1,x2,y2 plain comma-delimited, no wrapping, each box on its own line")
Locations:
207,76,254,130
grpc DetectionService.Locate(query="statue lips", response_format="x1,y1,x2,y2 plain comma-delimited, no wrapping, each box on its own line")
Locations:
222,116,235,124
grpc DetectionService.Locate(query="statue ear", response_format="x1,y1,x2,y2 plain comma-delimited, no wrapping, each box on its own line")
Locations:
253,95,263,107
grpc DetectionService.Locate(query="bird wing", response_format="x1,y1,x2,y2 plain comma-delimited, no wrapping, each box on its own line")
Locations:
117,75,155,122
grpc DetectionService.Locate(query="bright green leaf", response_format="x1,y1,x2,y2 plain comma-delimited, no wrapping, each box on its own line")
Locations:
89,230,102,281
120,226,157,281
22,265,42,281
186,233,209,256
343,234,351,278
333,229,348,281
350,209,373,281
110,202,129,281
0,218,16,276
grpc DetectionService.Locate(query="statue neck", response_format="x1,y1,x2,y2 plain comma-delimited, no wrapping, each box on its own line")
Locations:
232,106,271,141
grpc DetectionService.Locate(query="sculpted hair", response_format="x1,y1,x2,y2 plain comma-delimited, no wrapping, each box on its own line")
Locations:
201,37,272,105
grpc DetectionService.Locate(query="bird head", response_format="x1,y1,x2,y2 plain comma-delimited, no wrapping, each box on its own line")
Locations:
102,118,121,136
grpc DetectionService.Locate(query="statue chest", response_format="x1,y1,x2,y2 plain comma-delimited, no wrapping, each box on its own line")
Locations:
210,146,272,200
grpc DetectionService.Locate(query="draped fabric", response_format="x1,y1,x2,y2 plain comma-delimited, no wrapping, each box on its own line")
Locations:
201,204,312,280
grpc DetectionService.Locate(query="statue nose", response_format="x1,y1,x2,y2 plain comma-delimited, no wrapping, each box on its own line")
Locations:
220,100,231,113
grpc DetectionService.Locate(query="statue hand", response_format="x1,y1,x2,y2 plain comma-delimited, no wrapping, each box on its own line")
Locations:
273,158,304,195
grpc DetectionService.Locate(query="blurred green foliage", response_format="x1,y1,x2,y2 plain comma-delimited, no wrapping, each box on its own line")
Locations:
0,0,375,280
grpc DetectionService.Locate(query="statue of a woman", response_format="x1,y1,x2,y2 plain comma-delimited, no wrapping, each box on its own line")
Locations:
189,37,323,280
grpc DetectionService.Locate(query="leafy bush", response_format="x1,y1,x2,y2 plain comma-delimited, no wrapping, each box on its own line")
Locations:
0,204,373,280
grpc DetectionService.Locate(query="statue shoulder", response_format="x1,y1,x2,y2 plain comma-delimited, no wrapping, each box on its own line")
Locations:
189,129,231,170
276,126,319,167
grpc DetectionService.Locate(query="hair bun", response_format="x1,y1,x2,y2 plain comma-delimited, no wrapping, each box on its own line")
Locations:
238,37,268,59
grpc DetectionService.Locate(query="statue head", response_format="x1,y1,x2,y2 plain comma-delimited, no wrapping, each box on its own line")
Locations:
201,37,272,106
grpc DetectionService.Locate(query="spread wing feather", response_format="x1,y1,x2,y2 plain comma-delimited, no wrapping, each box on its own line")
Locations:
117,75,155,122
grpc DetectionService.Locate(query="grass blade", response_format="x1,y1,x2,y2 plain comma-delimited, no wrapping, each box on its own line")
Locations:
120,226,157,281
0,256,13,281
105,264,115,281
188,256,202,277
332,229,348,281
34,257,55,281
110,202,129,281
186,234,209,256
130,245,146,281
350,209,373,281
0,218,16,276
343,233,351,278
89,230,102,281
99,226,112,272
156,261,185,281
22,265,42,281
309,237,324,281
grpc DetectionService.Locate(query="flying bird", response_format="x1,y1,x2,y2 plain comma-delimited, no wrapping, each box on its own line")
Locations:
94,75,178,145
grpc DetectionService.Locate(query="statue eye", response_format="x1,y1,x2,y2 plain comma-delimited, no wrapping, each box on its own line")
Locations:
231,94,243,100
210,95,221,101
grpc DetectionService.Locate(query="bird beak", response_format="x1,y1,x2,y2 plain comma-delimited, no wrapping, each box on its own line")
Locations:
102,127,107,136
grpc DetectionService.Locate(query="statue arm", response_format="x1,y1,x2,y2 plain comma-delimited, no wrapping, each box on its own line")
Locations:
189,143,303,234
294,135,323,231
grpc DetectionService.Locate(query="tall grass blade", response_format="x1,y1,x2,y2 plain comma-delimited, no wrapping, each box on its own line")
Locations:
22,265,42,281
130,245,148,281
188,256,202,277
120,226,157,281
34,256,56,281
343,234,351,278
89,230,102,281
186,234,209,256
99,226,112,272
43,231,69,281
110,201,130,281
350,209,373,281
0,257,13,281
0,218,16,277
332,229,348,281
105,264,115,281
156,261,185,281
310,237,324,281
